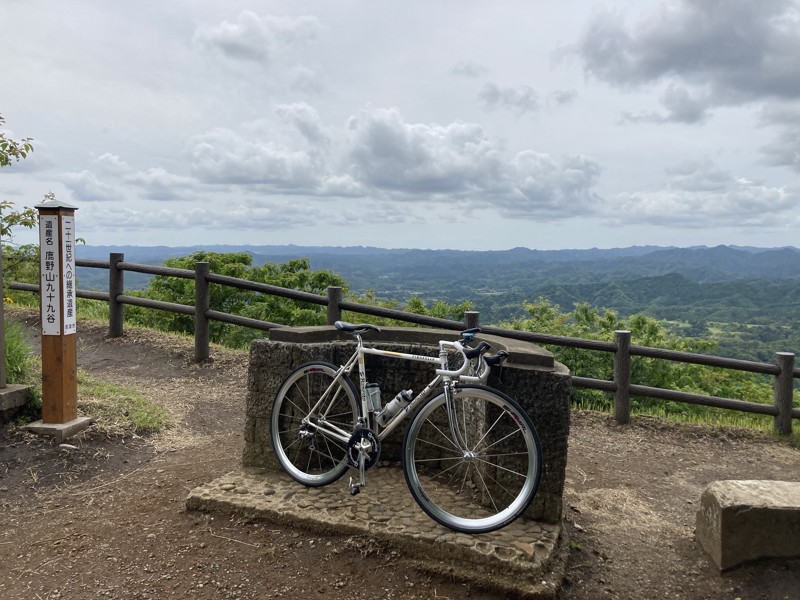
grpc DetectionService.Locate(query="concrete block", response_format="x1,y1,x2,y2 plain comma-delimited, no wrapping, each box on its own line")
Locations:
24,416,94,443
0,384,30,423
696,480,800,570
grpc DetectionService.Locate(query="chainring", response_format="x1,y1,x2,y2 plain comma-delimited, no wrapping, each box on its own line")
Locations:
345,427,381,470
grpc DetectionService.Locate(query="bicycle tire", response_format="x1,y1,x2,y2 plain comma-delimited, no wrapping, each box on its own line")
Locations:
271,361,360,487
402,385,542,533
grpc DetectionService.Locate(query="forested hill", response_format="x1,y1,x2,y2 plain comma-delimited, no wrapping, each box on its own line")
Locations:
76,243,800,360
78,243,800,316
78,243,800,284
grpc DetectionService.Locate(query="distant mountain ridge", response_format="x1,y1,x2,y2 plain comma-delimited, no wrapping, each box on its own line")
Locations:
71,243,800,362
76,243,800,281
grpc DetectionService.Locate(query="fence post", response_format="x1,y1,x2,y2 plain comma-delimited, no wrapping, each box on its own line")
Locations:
326,286,342,325
0,244,6,388
774,352,794,435
464,311,480,329
109,253,124,338
194,262,210,363
614,330,631,425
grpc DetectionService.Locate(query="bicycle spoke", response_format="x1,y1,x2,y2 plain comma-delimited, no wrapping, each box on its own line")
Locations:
403,387,541,534
470,408,509,453
421,457,467,481
421,418,463,453
474,452,530,473
271,362,358,487
476,427,524,454
412,455,467,463
471,463,499,514
412,436,463,456
472,461,523,501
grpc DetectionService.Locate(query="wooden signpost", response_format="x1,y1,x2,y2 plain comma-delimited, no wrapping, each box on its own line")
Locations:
25,199,91,442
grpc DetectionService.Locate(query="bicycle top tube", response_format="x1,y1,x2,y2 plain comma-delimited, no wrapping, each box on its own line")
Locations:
335,320,498,382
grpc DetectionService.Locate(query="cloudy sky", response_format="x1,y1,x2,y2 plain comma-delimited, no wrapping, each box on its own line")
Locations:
1,0,799,250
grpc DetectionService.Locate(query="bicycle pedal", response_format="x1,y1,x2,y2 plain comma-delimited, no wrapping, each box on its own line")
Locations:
348,477,362,496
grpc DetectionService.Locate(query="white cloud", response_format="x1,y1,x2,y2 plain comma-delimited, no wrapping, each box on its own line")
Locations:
479,83,539,115
761,128,800,171
94,153,131,176
608,159,799,227
123,167,197,201
275,102,330,146
508,151,603,218
81,199,325,234
289,65,324,94
5,2,800,249
451,60,489,78
62,170,116,203
188,127,324,189
344,107,506,195
344,107,603,220
573,0,800,126
192,11,321,64
550,89,578,106
622,84,711,124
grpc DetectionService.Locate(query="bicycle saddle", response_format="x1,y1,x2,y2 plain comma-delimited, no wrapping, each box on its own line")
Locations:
334,321,382,334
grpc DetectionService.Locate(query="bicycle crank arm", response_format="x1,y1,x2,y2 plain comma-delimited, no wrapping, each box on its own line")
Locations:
348,442,369,496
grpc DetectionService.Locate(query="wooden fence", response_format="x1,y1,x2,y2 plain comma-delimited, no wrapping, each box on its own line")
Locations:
10,252,799,434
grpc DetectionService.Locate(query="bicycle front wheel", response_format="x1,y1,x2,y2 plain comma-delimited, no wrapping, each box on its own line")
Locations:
271,362,359,487
402,385,541,533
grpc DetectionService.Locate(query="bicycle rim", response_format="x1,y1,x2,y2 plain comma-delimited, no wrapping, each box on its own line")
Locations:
402,385,541,533
271,362,359,486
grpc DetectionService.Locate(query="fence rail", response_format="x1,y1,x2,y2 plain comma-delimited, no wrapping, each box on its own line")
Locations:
9,252,799,434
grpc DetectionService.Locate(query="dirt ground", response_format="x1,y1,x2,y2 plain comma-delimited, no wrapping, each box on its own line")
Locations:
1,310,799,599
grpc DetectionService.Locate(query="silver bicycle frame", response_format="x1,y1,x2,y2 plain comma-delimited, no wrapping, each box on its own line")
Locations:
299,334,485,449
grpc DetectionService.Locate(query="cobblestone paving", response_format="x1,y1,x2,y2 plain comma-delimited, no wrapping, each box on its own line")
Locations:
187,465,566,597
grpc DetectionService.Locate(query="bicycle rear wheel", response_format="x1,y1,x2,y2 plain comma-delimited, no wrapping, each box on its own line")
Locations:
402,385,541,533
271,362,359,487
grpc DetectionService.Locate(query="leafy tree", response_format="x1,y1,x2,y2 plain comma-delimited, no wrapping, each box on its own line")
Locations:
343,291,474,327
0,115,33,167
504,298,774,414
127,253,346,347
0,116,39,295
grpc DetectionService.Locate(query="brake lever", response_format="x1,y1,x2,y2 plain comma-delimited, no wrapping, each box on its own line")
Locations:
484,350,509,384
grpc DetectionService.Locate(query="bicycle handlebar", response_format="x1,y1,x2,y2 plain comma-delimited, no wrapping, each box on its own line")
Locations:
464,341,491,360
435,340,474,378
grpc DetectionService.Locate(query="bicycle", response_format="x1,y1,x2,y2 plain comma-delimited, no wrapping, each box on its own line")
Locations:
270,321,542,534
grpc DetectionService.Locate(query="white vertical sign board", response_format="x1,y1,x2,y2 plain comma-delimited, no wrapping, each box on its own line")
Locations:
61,216,77,335
39,215,61,336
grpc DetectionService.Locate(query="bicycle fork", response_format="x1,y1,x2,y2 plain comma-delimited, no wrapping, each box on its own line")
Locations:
444,384,471,454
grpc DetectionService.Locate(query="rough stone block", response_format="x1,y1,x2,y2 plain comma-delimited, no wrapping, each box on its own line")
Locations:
0,384,30,423
696,480,800,570
243,326,571,523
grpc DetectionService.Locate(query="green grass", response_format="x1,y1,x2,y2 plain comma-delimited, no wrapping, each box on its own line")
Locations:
637,404,774,431
4,319,34,384
77,371,171,435
573,394,779,432
76,297,109,320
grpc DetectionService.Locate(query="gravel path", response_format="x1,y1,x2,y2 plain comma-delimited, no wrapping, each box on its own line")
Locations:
2,311,799,599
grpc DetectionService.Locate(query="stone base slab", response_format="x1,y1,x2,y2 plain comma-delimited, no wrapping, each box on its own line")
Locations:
187,467,567,598
0,384,30,423
24,416,94,443
696,480,800,570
